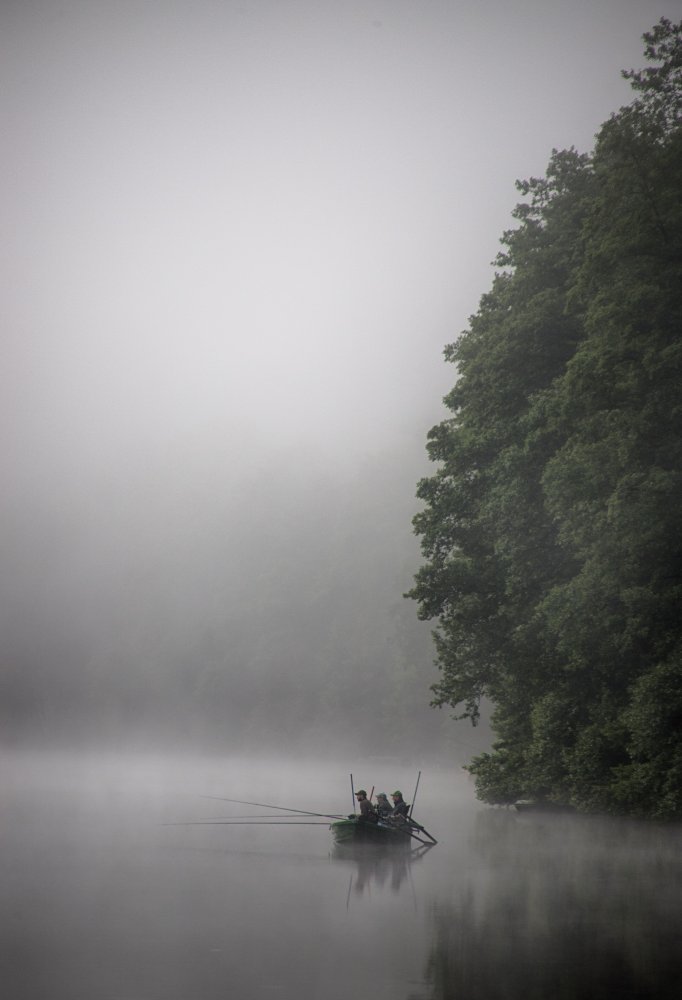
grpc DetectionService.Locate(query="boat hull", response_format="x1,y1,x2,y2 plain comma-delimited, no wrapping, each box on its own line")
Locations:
330,818,412,847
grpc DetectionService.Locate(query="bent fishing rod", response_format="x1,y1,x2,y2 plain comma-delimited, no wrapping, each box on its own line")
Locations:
199,795,345,822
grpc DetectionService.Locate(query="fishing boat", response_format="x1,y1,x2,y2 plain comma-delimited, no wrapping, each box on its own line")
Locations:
330,816,436,848
336,772,437,847
331,817,408,845
166,772,437,849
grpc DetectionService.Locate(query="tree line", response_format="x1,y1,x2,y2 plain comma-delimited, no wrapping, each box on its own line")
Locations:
409,19,682,818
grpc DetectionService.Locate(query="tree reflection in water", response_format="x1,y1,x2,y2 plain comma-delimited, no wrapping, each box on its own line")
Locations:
411,809,682,1000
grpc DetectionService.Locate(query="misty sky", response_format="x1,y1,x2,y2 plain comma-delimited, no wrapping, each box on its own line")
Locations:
1,0,678,732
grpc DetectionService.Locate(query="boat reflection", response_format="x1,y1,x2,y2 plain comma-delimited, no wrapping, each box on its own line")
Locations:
331,841,435,898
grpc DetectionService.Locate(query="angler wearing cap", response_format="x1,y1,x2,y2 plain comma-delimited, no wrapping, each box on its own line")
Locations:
375,792,392,819
390,790,409,819
353,789,378,823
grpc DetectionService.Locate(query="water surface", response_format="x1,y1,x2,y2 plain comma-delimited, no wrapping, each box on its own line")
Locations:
1,752,680,999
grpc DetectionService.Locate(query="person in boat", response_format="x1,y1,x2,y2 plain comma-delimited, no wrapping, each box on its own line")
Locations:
390,790,409,820
375,792,393,819
354,789,378,823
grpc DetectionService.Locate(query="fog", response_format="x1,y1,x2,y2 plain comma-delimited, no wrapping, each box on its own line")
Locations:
1,0,677,754
3,752,680,999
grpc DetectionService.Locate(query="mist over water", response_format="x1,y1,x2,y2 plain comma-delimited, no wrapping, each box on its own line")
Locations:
2,752,680,1000
3,3,682,995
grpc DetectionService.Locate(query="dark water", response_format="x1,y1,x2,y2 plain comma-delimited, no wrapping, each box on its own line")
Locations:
1,752,680,1000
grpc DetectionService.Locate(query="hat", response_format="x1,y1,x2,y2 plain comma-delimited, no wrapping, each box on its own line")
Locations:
391,790,402,797
355,789,367,797
377,792,388,799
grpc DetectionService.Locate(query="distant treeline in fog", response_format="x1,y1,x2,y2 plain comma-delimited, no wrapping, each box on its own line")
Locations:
2,453,483,760
409,20,682,818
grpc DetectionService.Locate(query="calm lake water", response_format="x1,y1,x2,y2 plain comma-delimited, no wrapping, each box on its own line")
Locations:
1,751,680,1000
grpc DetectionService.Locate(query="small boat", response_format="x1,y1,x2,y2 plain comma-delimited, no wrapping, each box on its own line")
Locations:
331,817,411,846
330,816,437,848
166,773,437,848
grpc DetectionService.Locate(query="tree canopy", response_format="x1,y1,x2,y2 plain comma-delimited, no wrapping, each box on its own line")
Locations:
409,19,682,819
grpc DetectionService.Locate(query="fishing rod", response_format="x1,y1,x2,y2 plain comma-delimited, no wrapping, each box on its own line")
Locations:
407,829,438,846
402,771,437,843
404,817,438,845
163,820,332,827
199,795,345,822
383,822,435,847
409,771,422,819
198,814,310,820
350,773,355,814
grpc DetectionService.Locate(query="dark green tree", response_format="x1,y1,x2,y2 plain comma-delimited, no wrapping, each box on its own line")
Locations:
409,19,682,818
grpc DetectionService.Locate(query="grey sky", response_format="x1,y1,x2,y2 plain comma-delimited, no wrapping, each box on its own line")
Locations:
1,1,678,740
4,1,673,473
